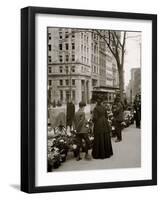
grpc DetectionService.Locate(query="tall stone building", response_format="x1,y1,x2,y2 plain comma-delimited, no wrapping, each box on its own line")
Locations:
48,28,119,105
126,67,141,103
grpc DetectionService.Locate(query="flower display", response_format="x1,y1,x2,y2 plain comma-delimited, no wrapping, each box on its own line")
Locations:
47,122,94,170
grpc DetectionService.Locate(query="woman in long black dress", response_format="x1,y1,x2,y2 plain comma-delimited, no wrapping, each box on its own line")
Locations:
92,99,113,159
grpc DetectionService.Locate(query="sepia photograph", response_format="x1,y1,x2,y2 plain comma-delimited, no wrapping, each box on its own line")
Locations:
47,27,141,172
21,6,157,193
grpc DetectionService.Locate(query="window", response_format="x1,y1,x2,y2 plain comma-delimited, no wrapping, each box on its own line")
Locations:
49,80,52,86
94,56,96,63
94,66,96,73
72,43,75,50
48,56,51,63
81,56,83,62
81,32,83,39
59,32,62,39
48,44,51,51
65,79,69,85
82,66,84,72
59,66,63,73
65,43,68,50
72,79,75,85
92,32,94,39
94,45,96,53
91,54,94,62
72,90,75,101
72,66,75,73
91,43,93,51
65,66,68,74
66,55,69,62
59,43,62,50
60,90,63,101
72,55,75,61
48,67,52,73
59,55,63,62
66,90,70,102
48,33,51,40
72,31,75,38
65,31,69,38
81,45,83,52
60,80,63,86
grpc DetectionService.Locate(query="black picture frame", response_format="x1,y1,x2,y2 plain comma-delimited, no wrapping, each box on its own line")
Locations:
21,6,157,193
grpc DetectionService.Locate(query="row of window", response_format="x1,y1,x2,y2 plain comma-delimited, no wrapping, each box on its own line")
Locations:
81,44,89,54
92,65,99,74
48,55,75,63
60,90,76,102
91,54,99,64
91,43,99,53
59,66,75,73
81,32,89,42
48,65,91,74
81,56,89,64
59,54,75,62
48,31,75,41
59,43,75,51
59,31,75,39
48,79,75,86
48,43,75,52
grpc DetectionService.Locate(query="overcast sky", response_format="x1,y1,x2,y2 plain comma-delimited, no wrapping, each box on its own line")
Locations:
124,32,141,87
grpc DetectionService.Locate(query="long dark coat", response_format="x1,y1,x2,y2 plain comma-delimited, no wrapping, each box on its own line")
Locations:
92,104,113,159
133,99,141,127
66,102,75,126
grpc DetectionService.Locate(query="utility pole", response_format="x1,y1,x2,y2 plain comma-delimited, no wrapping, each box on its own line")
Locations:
69,65,72,101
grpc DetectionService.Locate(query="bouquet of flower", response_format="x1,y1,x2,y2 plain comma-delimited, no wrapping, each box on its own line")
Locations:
51,135,69,155
48,146,61,171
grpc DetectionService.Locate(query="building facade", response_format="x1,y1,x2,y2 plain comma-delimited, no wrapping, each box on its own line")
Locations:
126,67,141,103
48,28,119,105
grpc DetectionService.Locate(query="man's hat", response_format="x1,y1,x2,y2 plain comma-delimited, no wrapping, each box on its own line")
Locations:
79,101,86,108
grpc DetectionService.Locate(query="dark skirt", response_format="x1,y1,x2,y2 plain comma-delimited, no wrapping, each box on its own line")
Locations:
92,120,113,159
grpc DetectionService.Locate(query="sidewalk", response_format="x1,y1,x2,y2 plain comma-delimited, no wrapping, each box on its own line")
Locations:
53,125,141,172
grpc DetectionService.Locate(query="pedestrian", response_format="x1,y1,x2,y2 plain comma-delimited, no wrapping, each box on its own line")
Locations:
73,101,92,161
112,94,124,142
66,99,75,131
92,98,113,159
133,94,141,128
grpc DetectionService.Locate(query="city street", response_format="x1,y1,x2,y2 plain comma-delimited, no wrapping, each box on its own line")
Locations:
53,124,141,172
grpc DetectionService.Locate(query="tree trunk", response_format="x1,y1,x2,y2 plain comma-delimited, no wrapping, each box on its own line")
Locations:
118,65,124,102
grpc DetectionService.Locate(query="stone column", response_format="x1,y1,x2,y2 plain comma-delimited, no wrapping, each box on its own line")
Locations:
75,78,82,105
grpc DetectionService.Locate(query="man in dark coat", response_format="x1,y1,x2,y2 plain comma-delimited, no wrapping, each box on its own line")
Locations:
73,102,91,161
112,94,124,142
133,94,141,128
66,100,75,131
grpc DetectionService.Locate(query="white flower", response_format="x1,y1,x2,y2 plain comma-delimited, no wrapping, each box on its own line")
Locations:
67,132,72,136
53,147,59,152
89,136,94,141
72,144,77,149
121,122,126,126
